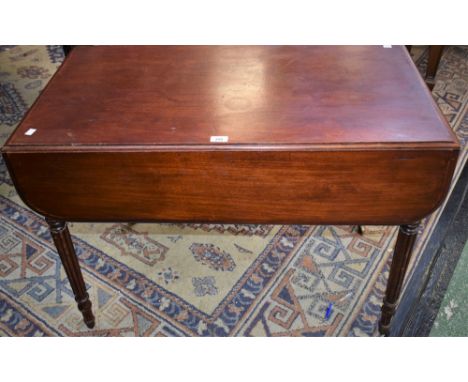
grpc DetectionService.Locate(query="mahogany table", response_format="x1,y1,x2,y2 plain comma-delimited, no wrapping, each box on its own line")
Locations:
1,46,459,336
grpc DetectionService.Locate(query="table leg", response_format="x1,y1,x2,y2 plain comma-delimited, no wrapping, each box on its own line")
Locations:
62,45,74,57
379,223,419,336
356,225,364,235
46,218,95,328
426,46,444,90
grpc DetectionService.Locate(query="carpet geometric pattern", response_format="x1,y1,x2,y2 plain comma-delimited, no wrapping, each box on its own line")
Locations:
0,45,467,336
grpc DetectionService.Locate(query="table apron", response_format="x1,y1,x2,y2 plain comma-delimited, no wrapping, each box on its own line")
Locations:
3,149,458,225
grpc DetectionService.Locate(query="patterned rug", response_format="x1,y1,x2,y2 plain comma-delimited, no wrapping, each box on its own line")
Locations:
0,46,467,336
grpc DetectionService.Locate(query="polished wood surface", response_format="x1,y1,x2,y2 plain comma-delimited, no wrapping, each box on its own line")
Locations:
2,46,460,335
7,46,456,147
2,46,460,224
426,45,444,90
4,149,458,224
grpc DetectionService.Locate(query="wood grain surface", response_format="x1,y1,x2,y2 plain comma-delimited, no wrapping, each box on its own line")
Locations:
2,45,460,224
5,46,457,147
3,148,458,224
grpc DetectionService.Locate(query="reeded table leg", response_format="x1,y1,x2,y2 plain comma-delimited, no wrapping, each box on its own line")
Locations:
379,223,419,336
425,45,444,90
46,218,95,328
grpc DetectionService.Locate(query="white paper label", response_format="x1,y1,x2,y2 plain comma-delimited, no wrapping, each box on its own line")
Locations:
210,136,229,143
383,45,392,48
25,128,37,136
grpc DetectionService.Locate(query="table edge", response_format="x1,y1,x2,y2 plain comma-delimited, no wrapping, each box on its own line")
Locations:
1,141,461,154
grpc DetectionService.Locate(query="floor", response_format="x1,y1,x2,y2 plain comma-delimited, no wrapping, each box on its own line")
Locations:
430,238,468,336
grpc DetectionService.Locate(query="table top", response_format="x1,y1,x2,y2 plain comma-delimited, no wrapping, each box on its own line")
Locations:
5,45,457,150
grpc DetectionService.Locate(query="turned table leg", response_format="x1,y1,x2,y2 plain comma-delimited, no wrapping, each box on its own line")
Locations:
46,218,95,328
62,45,74,57
379,223,419,336
425,45,444,90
